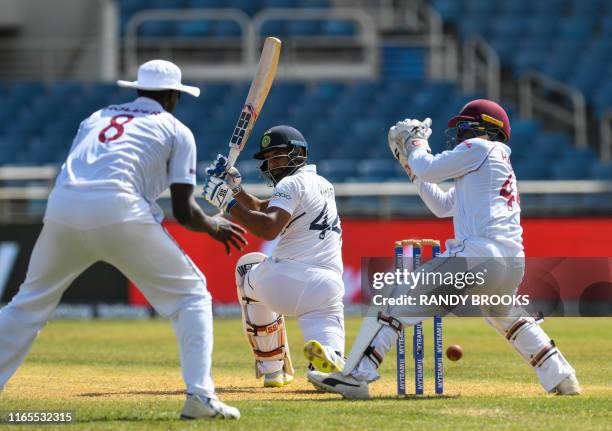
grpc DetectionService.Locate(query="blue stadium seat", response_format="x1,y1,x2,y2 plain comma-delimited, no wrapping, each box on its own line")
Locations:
431,0,461,22
260,20,286,37
488,37,518,63
558,19,592,42
151,0,185,8
200,83,231,101
457,17,491,40
533,133,571,160
138,21,176,37
500,0,531,15
286,20,322,36
175,20,214,37
550,159,590,179
323,20,355,36
525,18,558,39
119,0,151,18
465,1,498,15
532,0,566,18
541,55,576,81
590,161,612,179
9,81,45,100
300,0,329,7
593,86,612,115
515,159,551,180
509,119,538,156
571,0,603,25
236,159,263,182
601,18,612,37
560,147,597,162
569,60,608,99
262,0,299,7
357,159,401,181
310,82,346,101
214,20,242,37
188,0,225,7
513,49,546,76
226,0,260,16
270,82,306,102
492,17,527,40
318,159,355,182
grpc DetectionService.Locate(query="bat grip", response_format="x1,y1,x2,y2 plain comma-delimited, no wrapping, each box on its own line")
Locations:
226,148,240,170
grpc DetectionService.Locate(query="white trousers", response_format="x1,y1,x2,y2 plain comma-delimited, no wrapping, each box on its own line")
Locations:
0,220,216,398
354,239,576,392
246,258,345,374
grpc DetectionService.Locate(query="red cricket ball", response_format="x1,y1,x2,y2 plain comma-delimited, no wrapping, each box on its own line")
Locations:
446,344,463,361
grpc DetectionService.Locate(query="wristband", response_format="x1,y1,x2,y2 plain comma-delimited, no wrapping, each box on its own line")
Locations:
225,198,238,214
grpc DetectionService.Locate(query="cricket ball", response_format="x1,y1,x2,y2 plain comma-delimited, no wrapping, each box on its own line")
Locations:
446,344,463,361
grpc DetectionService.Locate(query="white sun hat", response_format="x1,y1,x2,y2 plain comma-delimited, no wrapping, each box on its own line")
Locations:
117,59,200,97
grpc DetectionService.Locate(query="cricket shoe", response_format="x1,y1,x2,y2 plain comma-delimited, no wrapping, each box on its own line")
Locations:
180,394,240,420
303,340,345,373
263,369,294,388
307,370,370,400
552,373,581,395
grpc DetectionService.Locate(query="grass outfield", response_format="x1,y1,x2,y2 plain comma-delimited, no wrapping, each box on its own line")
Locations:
1,317,611,430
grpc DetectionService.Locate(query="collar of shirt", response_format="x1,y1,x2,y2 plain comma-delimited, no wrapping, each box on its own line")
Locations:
133,97,165,111
295,164,316,174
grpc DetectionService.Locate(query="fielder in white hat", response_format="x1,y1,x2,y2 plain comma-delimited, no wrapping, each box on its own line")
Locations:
0,59,246,420
117,59,201,97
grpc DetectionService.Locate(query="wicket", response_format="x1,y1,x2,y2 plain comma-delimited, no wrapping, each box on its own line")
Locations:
394,239,444,396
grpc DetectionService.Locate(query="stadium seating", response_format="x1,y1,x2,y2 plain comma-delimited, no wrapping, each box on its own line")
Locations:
0,78,599,181
429,0,612,115
1,1,609,184
119,0,331,37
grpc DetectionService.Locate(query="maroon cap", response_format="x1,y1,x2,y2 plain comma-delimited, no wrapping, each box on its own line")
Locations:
448,99,511,141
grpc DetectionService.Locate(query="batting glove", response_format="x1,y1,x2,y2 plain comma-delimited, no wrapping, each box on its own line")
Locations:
203,175,235,211
205,154,243,195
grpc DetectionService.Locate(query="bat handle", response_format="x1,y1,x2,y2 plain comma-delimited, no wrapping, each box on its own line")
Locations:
226,147,240,170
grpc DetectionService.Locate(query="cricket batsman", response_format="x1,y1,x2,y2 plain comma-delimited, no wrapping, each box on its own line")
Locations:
307,99,581,398
203,125,345,388
0,60,246,419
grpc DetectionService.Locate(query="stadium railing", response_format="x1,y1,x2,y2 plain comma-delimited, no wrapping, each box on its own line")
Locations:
600,110,612,161
2,166,612,221
124,8,378,80
462,35,500,102
519,72,588,150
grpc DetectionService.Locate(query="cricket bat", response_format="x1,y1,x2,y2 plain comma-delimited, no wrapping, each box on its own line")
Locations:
226,37,281,169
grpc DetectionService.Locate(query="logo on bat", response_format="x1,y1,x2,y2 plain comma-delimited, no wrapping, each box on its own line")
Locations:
230,104,257,147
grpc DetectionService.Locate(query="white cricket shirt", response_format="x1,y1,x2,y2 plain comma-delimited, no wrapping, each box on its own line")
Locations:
45,97,196,228
409,138,524,254
267,165,343,274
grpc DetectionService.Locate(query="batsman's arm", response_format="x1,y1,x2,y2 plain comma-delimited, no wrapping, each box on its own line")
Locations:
233,189,270,212
228,204,290,241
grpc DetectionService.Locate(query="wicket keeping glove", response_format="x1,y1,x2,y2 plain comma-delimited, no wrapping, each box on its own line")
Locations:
388,118,432,180
205,154,243,195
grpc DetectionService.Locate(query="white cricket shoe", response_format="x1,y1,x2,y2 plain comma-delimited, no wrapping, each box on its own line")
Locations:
552,373,581,395
263,369,294,388
307,370,370,399
180,394,240,420
303,340,344,373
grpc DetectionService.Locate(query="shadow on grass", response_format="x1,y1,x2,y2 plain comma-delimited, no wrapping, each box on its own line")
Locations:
78,387,460,402
78,390,184,397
